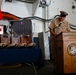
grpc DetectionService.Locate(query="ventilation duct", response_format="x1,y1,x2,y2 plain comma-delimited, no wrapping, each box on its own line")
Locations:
16,0,37,3
5,0,12,2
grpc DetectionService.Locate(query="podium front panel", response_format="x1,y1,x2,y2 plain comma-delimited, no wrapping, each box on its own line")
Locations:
55,32,76,73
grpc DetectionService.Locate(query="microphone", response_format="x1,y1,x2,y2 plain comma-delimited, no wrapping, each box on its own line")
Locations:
46,22,62,33
54,22,62,30
59,22,62,26
53,22,62,35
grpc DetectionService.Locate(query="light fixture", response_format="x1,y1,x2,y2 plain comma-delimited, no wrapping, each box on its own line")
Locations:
39,0,51,8
45,0,51,6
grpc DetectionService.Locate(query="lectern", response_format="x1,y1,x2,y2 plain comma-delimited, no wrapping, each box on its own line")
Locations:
55,32,76,73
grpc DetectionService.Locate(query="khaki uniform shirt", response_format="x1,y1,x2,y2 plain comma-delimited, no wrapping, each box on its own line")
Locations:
49,17,70,35
49,17,70,59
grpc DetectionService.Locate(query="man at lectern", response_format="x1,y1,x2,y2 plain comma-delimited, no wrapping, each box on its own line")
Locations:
49,11,71,60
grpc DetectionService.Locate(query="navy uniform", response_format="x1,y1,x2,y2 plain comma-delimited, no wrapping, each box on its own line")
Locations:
49,11,70,60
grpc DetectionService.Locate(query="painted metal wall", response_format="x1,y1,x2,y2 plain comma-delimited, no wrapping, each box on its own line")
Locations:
1,0,76,36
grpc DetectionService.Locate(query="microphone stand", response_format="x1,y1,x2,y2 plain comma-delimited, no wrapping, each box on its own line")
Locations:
45,22,62,35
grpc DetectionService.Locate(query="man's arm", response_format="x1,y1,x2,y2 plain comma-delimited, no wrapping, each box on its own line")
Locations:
49,27,56,36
